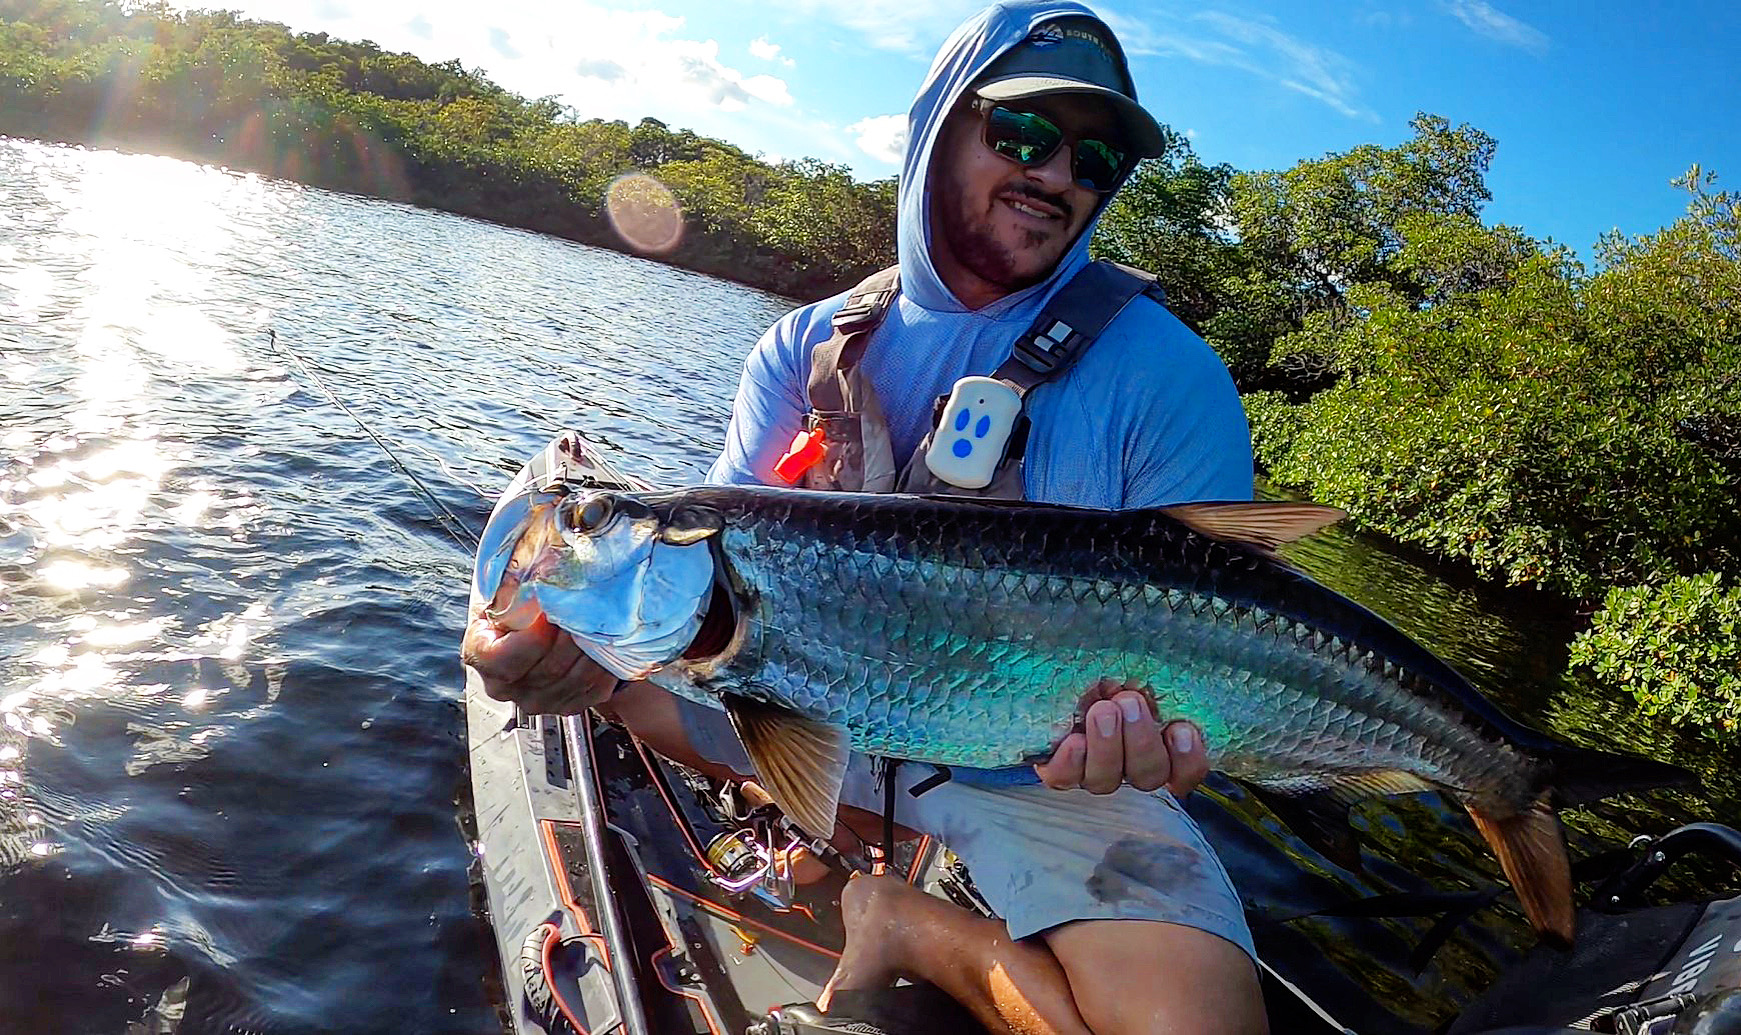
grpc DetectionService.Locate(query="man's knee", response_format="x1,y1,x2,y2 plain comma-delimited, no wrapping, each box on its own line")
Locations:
1043,919,1267,1035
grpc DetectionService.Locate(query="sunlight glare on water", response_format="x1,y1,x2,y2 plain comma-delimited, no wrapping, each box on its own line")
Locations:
0,135,788,1033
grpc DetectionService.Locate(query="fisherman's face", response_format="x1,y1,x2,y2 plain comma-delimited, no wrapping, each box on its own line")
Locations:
929,93,1119,307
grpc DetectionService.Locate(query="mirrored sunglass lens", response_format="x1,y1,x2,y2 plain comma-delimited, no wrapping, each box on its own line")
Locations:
1075,139,1126,190
987,107,1062,165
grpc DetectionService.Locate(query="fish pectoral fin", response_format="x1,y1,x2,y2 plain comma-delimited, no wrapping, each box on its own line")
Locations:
1466,797,1574,946
1159,501,1346,551
722,695,850,840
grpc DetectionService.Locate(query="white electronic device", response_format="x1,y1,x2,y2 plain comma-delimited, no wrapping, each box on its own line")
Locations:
923,376,1023,489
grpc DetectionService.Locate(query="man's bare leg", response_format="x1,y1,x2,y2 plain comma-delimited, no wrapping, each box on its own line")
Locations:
817,875,1267,1035
1045,916,1267,1035
602,685,1265,1034
595,680,746,781
819,874,1092,1035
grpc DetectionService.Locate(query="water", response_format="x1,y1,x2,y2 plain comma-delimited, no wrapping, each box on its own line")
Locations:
0,137,1733,1034
0,137,789,1033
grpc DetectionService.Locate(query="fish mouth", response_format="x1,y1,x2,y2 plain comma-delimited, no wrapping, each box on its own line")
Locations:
472,485,564,605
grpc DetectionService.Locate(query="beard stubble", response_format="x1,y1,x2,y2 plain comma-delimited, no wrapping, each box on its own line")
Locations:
935,164,1070,294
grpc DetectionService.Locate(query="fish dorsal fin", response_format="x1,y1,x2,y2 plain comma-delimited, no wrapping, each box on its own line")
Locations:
1161,501,1346,550
722,695,850,839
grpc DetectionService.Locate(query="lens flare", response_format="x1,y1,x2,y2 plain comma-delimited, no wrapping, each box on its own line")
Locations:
605,173,684,255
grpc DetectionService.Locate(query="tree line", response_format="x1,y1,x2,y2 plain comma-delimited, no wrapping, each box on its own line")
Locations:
0,0,893,297
2,0,1735,730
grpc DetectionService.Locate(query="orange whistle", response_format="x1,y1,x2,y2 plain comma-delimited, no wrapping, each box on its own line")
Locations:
773,428,826,484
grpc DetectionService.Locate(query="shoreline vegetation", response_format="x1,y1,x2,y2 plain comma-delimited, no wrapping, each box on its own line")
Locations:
4,0,1736,731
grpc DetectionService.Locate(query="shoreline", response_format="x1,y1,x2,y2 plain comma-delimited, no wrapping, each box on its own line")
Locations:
0,125,828,304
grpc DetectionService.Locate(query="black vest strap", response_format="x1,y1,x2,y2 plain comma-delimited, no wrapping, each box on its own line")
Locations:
994,260,1167,393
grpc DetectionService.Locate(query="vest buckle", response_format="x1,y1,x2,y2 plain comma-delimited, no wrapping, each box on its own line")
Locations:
1010,318,1081,376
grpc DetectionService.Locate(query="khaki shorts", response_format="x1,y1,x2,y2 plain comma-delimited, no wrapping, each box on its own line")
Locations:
677,695,1255,958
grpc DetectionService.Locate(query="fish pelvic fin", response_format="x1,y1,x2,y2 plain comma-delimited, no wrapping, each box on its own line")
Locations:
1248,769,1437,872
722,695,850,840
1541,743,1698,807
1466,796,1574,946
1160,501,1346,551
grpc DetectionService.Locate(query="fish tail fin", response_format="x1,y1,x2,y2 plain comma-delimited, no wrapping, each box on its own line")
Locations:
1466,797,1574,945
1540,743,1697,806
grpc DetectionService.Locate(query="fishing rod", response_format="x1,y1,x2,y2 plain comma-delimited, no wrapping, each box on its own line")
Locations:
267,328,482,552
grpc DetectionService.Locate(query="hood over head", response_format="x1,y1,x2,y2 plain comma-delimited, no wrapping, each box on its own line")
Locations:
896,1,1161,313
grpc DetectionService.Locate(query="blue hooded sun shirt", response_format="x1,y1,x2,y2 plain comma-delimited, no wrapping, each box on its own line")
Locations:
707,0,1253,509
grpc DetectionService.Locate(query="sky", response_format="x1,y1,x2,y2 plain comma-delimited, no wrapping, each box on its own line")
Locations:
190,0,1740,258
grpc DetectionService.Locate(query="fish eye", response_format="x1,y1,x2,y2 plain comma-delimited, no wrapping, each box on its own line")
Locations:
568,495,615,533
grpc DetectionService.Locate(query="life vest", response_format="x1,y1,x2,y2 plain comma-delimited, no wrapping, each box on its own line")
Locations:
773,260,1170,499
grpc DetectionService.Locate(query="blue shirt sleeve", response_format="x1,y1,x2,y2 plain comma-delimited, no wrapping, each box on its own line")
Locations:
706,295,846,487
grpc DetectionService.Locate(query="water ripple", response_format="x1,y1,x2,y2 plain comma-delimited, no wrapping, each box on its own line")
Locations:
0,136,784,1033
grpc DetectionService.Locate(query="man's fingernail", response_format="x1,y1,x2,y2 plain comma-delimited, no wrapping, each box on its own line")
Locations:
1094,708,1118,737
1168,724,1197,754
1120,697,1144,724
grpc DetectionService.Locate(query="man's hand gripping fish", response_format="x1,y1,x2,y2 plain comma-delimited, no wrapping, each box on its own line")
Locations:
474,474,1692,945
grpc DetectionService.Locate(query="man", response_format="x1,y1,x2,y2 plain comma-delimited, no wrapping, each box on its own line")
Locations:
463,3,1266,1032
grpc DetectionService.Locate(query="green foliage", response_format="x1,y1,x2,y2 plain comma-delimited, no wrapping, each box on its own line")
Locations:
1569,574,1741,733
0,0,895,296
1092,131,1243,335
1239,157,1739,730
1229,114,1500,329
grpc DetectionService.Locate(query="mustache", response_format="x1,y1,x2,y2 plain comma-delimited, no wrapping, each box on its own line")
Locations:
1003,182,1072,221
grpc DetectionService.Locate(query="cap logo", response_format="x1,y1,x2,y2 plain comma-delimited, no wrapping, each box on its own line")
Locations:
1029,24,1066,48
1025,22,1114,61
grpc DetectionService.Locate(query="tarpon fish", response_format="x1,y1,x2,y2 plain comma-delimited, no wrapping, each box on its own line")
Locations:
473,482,1691,943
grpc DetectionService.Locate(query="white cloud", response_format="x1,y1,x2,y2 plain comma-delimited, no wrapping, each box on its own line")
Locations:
1441,0,1549,53
761,0,983,54
749,36,795,66
845,114,907,164
741,74,794,107
201,0,796,122
1105,8,1374,121
1198,13,1370,119
771,1,1377,122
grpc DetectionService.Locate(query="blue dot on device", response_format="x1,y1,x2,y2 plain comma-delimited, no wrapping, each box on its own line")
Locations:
952,438,973,458
954,409,971,432
975,415,992,438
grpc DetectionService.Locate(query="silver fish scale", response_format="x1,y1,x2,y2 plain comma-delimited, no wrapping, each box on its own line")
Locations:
685,493,1537,805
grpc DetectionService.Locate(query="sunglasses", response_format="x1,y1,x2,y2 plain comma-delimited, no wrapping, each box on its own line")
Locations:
973,99,1130,193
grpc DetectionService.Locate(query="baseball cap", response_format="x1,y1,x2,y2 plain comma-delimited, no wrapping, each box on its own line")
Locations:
972,16,1167,159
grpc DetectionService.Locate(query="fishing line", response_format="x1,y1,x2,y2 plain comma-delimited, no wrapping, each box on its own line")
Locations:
268,328,481,552
394,438,498,502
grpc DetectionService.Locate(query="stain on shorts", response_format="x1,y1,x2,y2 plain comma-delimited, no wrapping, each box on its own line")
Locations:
1086,836,1206,906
